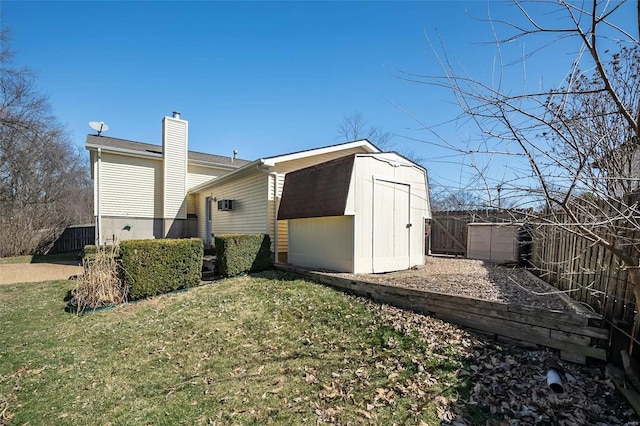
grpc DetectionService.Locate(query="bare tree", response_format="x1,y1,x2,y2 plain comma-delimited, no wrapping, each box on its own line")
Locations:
411,1,640,333
0,30,92,256
336,112,393,149
336,112,428,166
430,188,487,211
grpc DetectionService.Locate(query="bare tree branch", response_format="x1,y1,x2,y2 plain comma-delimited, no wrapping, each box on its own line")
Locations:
411,0,640,325
0,29,93,256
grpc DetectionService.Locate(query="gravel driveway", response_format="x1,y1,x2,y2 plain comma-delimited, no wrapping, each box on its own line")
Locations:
0,261,82,285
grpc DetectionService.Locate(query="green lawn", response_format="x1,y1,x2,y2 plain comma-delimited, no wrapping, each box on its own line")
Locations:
0,271,476,425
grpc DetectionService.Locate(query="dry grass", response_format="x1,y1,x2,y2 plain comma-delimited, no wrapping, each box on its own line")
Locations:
72,245,127,313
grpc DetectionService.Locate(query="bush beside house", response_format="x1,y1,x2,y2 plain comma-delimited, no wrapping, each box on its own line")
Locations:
215,234,272,276
120,238,204,300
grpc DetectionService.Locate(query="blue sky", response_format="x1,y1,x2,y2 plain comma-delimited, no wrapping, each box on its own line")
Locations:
2,1,636,196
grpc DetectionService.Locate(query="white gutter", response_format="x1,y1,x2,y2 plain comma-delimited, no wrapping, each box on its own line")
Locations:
85,144,163,160
85,144,242,170
188,159,266,194
188,159,242,169
96,148,102,245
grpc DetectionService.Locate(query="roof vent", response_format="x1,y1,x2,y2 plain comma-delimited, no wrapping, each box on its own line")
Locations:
172,111,181,119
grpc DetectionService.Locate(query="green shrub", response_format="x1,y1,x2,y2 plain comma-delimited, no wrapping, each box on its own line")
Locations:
215,234,272,276
120,238,203,300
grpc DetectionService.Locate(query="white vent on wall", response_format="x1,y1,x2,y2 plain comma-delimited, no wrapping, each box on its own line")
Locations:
217,199,235,211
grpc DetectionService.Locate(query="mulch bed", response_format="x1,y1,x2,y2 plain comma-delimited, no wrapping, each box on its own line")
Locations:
335,256,580,312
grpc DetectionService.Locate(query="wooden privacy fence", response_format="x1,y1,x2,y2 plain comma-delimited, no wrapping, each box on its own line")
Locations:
430,209,525,255
50,225,95,254
530,193,640,355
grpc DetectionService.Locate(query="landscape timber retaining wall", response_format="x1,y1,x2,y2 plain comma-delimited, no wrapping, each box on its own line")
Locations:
277,264,609,364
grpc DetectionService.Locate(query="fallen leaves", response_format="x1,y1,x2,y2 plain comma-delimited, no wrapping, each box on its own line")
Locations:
444,341,639,425
229,366,247,378
347,296,639,425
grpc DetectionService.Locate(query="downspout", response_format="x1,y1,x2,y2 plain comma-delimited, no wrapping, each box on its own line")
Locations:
273,172,278,264
96,148,102,245
255,164,279,263
408,185,412,269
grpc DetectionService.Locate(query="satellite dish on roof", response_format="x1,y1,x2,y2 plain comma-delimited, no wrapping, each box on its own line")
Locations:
89,121,109,136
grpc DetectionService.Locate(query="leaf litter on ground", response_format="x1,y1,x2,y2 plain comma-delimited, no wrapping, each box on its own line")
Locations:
356,296,639,425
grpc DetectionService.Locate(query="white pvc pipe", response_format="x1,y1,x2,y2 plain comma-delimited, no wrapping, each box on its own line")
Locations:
547,369,565,393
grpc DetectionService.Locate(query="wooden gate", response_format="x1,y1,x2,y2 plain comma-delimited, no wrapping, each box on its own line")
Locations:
430,215,468,255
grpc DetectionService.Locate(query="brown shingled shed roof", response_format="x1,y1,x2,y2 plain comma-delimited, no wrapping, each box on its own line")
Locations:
277,154,356,220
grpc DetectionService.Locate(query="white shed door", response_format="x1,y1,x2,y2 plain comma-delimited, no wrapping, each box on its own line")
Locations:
373,179,411,273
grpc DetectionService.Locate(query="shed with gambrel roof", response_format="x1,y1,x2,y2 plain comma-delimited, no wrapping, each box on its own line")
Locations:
278,152,431,273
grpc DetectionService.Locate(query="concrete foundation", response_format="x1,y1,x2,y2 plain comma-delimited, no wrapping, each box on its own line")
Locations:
100,216,198,243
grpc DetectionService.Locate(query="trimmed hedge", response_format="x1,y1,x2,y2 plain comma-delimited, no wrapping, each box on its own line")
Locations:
215,234,272,276
120,238,204,300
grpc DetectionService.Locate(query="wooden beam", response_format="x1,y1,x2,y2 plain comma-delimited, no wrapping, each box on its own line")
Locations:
432,217,466,251
276,264,609,363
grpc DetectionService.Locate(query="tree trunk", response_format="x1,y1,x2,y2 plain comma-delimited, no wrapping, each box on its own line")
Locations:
630,268,640,355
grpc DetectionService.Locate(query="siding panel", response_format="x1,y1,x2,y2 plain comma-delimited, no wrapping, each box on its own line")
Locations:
187,164,229,190
99,153,162,218
276,172,288,254
288,216,354,272
197,193,209,241
163,118,188,220
209,173,269,235
186,193,197,215
267,173,288,254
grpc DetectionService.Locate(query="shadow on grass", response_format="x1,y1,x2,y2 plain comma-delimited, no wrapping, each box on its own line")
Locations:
31,252,81,264
247,269,304,282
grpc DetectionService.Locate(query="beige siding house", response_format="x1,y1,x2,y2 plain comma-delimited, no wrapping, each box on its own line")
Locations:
87,113,431,272
189,140,381,262
86,112,249,243
87,113,379,250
